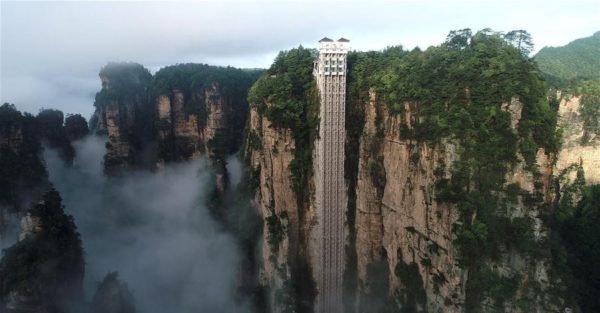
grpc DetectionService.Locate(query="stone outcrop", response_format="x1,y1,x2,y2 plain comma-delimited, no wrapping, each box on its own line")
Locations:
555,95,600,184
18,213,42,241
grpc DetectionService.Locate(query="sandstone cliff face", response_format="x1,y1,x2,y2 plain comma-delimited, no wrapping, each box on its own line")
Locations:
355,91,464,312
353,92,564,312
93,63,254,173
156,83,238,164
92,68,152,173
555,95,600,184
245,103,320,312
245,105,299,307
245,88,571,312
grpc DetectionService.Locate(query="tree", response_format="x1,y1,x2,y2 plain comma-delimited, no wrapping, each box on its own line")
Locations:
445,28,473,49
64,114,89,140
505,30,534,56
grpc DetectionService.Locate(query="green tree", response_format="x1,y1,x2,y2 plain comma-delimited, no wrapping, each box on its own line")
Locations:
505,30,534,56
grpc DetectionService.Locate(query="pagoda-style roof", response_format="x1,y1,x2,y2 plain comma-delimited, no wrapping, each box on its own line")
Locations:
319,37,333,42
337,37,350,42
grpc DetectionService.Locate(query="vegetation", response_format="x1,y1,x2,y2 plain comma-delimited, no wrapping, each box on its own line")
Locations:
0,189,84,312
573,79,600,142
535,31,600,86
390,257,427,313
0,103,48,210
64,114,89,141
555,183,600,312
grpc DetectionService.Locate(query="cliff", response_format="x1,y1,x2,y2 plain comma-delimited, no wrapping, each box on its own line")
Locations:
92,62,259,174
244,47,320,312
555,94,600,184
0,104,49,245
244,31,579,313
91,62,154,174
0,189,84,313
351,92,560,313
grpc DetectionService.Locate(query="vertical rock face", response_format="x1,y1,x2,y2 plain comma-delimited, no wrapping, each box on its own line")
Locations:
355,92,464,312
243,47,320,312
243,40,592,312
156,83,240,163
245,91,567,313
245,105,301,305
555,95,600,183
93,62,258,173
352,93,563,313
0,104,48,243
91,62,153,173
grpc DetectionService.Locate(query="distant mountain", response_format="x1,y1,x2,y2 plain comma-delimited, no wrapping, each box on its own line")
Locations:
535,31,600,85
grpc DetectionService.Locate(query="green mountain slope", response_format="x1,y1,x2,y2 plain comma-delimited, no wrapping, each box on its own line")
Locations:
535,31,600,84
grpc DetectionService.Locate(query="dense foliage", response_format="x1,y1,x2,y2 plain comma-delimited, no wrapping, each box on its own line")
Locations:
535,31,600,86
0,189,84,312
64,114,89,141
0,103,48,210
556,183,600,312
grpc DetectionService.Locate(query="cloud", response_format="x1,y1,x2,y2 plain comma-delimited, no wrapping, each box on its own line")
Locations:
44,136,250,313
1,0,598,117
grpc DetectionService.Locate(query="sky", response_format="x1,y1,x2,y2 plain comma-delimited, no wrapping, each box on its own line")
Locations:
1,0,599,118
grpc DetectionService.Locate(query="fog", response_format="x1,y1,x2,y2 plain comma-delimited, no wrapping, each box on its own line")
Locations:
45,136,250,313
